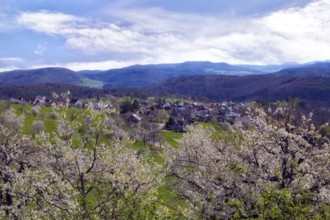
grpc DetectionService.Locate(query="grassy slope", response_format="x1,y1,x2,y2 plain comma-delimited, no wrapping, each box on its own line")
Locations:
162,131,183,148
78,78,105,88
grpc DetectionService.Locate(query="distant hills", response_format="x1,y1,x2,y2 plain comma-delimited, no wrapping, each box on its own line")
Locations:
82,61,264,88
0,61,330,106
0,67,81,86
276,62,330,76
1,61,330,88
150,74,330,106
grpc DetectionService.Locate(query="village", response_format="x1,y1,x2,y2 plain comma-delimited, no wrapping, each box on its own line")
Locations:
8,95,252,132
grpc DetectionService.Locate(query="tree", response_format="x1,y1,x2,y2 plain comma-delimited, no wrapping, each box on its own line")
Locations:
120,100,133,114
0,108,24,131
31,105,41,117
0,125,43,219
170,107,330,219
150,110,169,123
34,101,168,219
48,111,58,120
132,99,140,110
0,95,173,219
32,120,44,134
138,120,163,148
30,135,167,219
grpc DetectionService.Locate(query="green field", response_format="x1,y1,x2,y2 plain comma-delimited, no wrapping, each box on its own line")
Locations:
162,131,183,148
79,78,105,88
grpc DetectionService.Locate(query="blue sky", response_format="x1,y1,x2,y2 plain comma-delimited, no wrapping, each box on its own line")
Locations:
0,0,329,71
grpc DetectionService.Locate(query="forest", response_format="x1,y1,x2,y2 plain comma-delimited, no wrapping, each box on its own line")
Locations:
0,92,329,219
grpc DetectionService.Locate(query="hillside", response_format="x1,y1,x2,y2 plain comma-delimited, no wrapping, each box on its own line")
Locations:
1,61,330,89
0,61,330,92
83,61,263,88
276,62,330,76
0,67,82,86
150,74,330,106
238,62,301,73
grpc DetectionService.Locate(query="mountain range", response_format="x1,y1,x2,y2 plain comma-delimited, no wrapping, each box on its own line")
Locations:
81,61,265,88
0,61,329,105
1,61,330,88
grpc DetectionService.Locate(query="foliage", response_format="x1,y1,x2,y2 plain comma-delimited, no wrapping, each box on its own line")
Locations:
152,74,330,108
0,94,174,219
31,105,41,117
1,94,330,219
0,108,24,131
0,84,152,101
31,120,44,134
169,106,330,219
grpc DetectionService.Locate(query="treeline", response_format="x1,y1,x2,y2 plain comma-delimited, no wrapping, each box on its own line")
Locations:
151,74,330,107
0,83,152,100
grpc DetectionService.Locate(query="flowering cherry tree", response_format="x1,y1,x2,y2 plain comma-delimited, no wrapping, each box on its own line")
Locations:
170,106,330,219
0,94,170,219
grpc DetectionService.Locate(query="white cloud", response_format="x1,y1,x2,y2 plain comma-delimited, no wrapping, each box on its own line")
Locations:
59,60,140,71
16,11,83,35
34,43,47,56
0,57,25,62
0,57,26,72
31,58,153,71
15,0,330,68
0,67,20,72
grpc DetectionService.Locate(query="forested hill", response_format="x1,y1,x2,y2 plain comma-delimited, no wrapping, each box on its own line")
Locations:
82,61,263,88
0,62,330,107
77,61,330,88
1,61,330,89
276,62,330,76
150,74,330,106
0,67,82,86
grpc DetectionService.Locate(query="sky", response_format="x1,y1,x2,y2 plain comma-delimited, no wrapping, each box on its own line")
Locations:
0,0,329,71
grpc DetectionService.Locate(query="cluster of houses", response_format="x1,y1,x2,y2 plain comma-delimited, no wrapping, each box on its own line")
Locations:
121,100,251,132
12,96,251,132
14,96,113,110
162,101,250,132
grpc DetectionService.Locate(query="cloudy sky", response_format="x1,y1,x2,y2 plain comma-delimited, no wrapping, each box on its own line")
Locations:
0,0,329,71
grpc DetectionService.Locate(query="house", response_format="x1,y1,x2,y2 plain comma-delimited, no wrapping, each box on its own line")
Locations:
163,103,172,111
74,100,83,108
45,98,56,107
219,106,229,116
198,114,212,122
33,96,46,105
146,110,158,118
69,99,79,105
178,101,184,107
225,111,240,119
92,102,102,110
225,111,241,124
179,109,193,123
68,99,82,108
139,106,148,115
103,103,113,109
125,112,142,124
165,116,185,132
193,102,205,111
